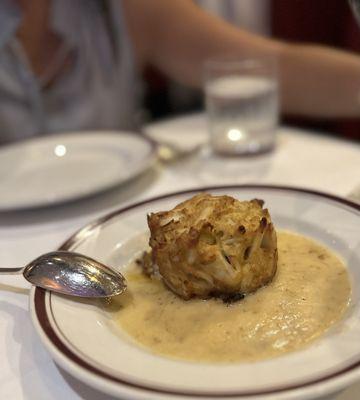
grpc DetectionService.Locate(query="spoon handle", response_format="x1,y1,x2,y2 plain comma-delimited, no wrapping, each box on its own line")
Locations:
0,267,23,275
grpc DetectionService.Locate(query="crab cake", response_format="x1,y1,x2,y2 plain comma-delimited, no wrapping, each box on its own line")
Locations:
146,193,277,300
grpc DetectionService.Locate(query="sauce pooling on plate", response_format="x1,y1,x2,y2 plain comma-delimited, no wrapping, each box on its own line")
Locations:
111,231,351,363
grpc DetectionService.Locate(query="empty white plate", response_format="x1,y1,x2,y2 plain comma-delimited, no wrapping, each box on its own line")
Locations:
144,113,208,153
0,131,156,210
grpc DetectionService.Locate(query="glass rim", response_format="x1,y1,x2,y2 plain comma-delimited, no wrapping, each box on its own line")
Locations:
203,54,277,71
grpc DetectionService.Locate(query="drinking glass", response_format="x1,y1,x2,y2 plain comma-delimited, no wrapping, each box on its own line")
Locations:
204,55,279,156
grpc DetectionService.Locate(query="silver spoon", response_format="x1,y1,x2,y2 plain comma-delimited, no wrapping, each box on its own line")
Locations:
0,251,127,298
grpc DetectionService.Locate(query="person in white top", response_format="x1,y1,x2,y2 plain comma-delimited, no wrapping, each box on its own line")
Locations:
1,0,360,145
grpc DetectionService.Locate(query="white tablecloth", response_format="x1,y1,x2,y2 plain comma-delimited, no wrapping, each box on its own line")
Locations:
1,114,360,399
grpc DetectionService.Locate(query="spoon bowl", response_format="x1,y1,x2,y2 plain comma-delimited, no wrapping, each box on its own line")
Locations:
1,251,127,298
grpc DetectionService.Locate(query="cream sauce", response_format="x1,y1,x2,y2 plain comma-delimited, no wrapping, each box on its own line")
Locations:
110,231,351,362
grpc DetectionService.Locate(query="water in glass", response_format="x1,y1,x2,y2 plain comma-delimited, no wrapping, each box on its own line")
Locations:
205,75,278,155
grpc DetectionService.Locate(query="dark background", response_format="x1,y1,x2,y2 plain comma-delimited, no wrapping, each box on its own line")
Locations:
144,0,360,141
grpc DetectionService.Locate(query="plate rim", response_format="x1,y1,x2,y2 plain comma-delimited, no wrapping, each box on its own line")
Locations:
31,184,360,399
0,130,157,211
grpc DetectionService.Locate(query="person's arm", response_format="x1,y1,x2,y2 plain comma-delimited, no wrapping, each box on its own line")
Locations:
122,0,360,118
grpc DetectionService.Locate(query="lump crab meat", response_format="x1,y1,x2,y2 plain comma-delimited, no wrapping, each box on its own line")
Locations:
146,193,278,300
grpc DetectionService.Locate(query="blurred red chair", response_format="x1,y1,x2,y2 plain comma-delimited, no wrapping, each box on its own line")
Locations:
272,0,360,140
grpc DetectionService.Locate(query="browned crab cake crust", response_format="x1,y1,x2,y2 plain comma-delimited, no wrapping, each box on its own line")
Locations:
147,193,277,300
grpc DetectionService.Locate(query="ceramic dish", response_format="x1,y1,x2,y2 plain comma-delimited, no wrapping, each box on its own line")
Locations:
144,113,207,153
30,185,360,400
0,131,156,210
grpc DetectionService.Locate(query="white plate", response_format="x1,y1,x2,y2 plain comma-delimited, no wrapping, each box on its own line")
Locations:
30,185,360,400
144,113,208,153
0,131,156,210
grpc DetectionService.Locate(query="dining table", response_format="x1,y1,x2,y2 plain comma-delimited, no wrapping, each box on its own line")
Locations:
1,112,360,400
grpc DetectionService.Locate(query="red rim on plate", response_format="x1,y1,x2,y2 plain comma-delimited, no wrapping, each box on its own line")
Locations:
32,185,360,398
